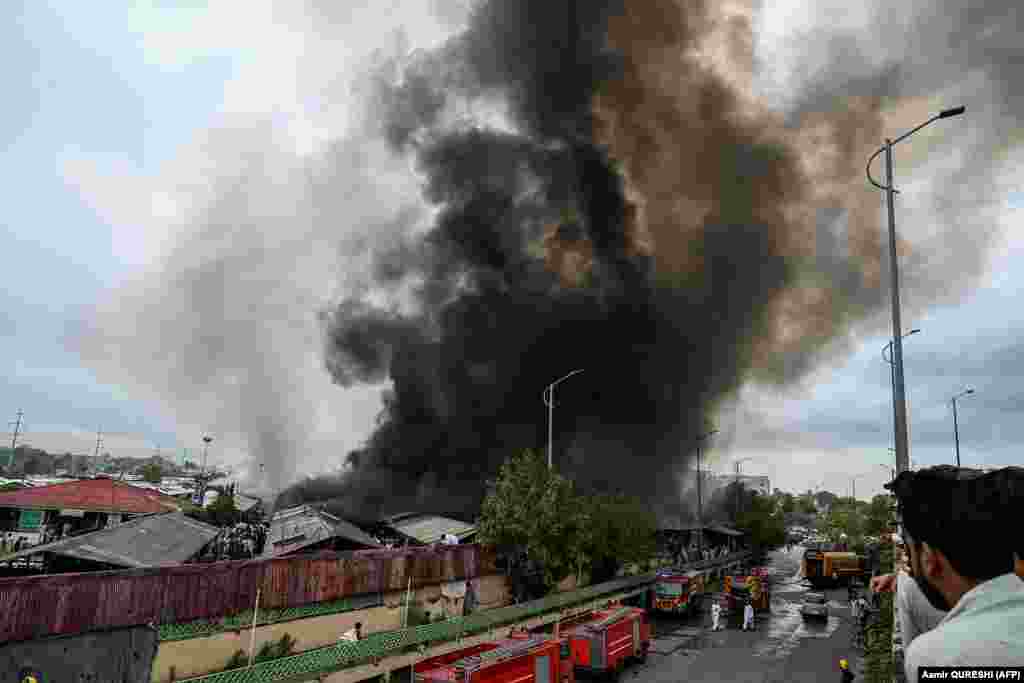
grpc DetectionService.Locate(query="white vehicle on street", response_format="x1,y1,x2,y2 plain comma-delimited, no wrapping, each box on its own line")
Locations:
800,592,829,621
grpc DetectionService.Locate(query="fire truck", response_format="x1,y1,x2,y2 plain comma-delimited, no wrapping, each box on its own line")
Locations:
653,569,705,615
722,567,771,611
528,604,651,679
561,605,650,677
802,549,867,586
417,606,650,683
414,636,565,683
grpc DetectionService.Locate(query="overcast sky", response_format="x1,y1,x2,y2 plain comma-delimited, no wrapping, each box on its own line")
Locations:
2,1,1020,501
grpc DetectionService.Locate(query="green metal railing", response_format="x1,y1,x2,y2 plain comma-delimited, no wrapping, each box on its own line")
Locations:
178,551,752,683
159,598,369,642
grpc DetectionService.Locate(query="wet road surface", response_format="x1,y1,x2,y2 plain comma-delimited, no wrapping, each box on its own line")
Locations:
630,546,865,683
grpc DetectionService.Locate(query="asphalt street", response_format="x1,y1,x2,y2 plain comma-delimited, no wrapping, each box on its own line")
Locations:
626,546,865,683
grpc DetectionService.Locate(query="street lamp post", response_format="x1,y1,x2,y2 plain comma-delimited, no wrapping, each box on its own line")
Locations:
543,369,585,470
695,430,718,558
867,105,965,475
734,457,753,521
951,388,975,467
199,435,213,504
883,328,921,393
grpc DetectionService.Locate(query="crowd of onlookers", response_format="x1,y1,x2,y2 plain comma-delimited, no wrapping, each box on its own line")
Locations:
207,522,269,560
868,465,1024,679
666,541,734,566
0,533,29,554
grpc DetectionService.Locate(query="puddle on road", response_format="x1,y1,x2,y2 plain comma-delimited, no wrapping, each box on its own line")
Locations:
752,602,842,660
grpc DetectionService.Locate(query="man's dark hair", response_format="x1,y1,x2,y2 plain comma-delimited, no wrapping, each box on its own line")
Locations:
886,466,1015,581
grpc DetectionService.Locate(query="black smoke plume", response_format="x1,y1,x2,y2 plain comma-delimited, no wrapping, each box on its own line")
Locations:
277,0,1022,522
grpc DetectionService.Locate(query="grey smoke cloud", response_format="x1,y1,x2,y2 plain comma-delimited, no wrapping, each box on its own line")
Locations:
69,0,1021,515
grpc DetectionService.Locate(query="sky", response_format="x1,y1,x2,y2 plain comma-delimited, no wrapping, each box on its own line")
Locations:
1,0,1020,502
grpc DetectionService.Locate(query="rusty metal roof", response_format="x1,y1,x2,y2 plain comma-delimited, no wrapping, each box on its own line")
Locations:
2,512,219,568
0,478,182,514
263,505,380,557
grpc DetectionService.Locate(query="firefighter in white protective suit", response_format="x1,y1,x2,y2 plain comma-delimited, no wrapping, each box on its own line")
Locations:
743,601,755,631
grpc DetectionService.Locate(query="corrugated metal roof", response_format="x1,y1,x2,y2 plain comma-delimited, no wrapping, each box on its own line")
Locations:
385,514,477,545
263,505,380,557
0,478,182,514
2,512,219,568
235,494,261,513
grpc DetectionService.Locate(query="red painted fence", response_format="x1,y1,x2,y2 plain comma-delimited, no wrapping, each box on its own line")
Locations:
0,544,495,643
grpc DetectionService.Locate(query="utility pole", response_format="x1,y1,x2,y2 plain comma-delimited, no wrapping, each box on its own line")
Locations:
8,409,23,470
695,430,718,559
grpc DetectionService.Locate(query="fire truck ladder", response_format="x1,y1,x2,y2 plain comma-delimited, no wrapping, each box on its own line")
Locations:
585,606,635,630
453,637,547,673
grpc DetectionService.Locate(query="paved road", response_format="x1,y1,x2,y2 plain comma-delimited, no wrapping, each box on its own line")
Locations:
630,547,866,683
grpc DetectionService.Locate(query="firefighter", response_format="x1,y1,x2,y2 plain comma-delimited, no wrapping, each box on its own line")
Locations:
742,600,755,631
711,600,722,631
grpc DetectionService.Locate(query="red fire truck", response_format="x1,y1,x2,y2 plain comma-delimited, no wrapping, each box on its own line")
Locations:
414,636,564,683
723,567,771,612
560,605,651,678
653,569,705,615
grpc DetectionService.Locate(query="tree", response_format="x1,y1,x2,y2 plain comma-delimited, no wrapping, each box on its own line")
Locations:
734,492,786,552
577,493,657,583
796,492,818,515
864,494,894,537
814,490,838,512
479,449,581,590
141,462,163,484
204,492,241,527
478,449,656,591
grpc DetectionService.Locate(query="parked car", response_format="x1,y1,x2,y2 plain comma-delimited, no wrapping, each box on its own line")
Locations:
800,592,829,621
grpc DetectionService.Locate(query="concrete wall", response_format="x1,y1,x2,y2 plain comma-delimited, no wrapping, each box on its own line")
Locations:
0,626,157,683
150,574,509,682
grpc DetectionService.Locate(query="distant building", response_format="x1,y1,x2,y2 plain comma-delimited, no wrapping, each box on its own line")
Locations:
0,478,183,546
707,474,771,497
0,511,218,574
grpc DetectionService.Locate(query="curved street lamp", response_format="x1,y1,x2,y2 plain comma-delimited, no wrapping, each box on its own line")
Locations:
867,105,965,476
951,388,975,467
543,369,585,470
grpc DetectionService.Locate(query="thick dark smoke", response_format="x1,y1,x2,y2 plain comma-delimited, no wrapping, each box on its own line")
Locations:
277,0,1022,522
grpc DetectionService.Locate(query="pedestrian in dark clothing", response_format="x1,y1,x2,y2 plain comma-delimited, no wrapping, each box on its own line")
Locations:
840,659,854,682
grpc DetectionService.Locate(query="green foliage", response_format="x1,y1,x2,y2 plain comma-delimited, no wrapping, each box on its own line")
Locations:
141,462,163,484
478,449,657,591
405,604,431,627
864,494,894,537
187,491,241,527
735,492,786,551
864,592,895,683
796,492,818,515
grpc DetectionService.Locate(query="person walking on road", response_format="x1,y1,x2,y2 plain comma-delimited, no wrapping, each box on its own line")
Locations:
839,659,854,683
742,601,755,631
711,601,722,631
